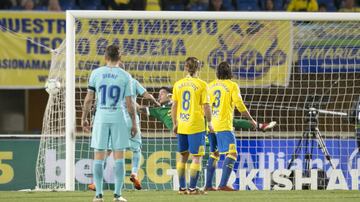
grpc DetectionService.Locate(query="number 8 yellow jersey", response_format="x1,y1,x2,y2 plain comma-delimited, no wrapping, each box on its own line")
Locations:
208,79,247,132
172,76,209,134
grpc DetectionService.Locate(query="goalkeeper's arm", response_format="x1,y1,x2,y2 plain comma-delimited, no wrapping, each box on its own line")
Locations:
142,92,161,106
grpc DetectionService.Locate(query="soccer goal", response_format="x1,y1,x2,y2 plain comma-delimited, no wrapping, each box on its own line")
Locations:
36,11,360,191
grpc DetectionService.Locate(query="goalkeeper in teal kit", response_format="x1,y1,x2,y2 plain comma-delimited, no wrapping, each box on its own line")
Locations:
144,87,276,132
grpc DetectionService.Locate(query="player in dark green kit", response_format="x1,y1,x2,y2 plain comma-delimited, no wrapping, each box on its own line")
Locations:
143,87,276,132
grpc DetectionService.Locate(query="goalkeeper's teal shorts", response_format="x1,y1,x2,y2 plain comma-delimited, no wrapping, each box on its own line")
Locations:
91,122,130,151
216,131,237,154
128,124,142,152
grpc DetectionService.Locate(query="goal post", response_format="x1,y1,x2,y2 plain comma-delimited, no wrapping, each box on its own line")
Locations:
65,11,76,191
37,11,360,191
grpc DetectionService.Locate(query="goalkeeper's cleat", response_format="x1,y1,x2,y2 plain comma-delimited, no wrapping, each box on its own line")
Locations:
258,121,277,132
88,183,96,191
130,174,142,190
113,194,127,202
178,187,189,195
188,188,207,195
204,186,217,191
218,186,236,191
93,194,104,202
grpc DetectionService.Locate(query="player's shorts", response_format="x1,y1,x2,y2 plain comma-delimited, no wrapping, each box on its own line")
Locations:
107,132,141,152
177,131,206,156
215,131,237,154
207,133,218,153
91,122,130,151
107,120,142,152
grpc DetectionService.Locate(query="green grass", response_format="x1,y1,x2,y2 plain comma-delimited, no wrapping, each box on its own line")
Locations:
0,190,360,202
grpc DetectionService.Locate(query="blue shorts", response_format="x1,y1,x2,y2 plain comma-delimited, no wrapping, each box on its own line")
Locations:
215,131,237,154
91,122,130,150
208,133,218,153
177,131,206,156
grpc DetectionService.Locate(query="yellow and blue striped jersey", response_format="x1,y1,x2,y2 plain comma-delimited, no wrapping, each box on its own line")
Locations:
209,79,247,132
172,76,209,134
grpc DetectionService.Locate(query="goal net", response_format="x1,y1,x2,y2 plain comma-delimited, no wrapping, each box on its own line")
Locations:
36,11,360,191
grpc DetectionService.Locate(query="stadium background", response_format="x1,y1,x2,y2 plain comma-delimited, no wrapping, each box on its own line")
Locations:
0,0,360,192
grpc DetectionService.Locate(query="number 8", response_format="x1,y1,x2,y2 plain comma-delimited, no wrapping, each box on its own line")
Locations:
182,91,190,110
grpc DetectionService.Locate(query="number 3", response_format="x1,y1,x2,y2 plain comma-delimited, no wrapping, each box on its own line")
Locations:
213,90,221,108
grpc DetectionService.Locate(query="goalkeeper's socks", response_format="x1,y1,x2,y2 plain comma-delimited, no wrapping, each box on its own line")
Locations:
205,155,218,188
93,159,104,196
114,159,125,196
219,156,236,187
189,162,201,189
176,162,186,189
131,150,141,174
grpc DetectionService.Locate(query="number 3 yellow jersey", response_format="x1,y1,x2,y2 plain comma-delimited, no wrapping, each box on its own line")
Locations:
209,79,247,132
172,76,209,134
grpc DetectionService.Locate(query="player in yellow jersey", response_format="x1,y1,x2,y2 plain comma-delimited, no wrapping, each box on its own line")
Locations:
171,57,214,195
205,61,257,191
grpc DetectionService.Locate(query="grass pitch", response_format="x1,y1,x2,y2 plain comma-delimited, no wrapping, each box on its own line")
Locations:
0,190,359,202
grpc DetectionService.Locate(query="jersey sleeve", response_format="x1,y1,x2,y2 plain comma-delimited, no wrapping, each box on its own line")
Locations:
88,70,96,92
232,83,247,112
124,74,134,97
201,82,210,105
135,80,146,96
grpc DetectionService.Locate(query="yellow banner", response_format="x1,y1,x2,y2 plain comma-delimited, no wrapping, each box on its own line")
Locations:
0,12,291,88
0,12,64,88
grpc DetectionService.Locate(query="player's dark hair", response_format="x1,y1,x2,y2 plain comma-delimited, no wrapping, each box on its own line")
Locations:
185,57,200,76
159,86,171,94
105,44,120,62
216,61,232,80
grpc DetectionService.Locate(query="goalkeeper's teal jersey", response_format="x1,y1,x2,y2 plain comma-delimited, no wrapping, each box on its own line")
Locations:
88,66,133,123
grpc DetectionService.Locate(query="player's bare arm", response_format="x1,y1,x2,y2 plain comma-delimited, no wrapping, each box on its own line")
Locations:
171,100,178,135
81,91,94,133
126,96,138,137
240,110,257,129
204,103,214,133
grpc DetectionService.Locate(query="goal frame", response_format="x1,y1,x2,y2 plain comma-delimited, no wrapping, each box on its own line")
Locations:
65,10,360,191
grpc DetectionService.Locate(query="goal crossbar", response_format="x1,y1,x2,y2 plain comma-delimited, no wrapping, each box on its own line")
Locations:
66,11,360,21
